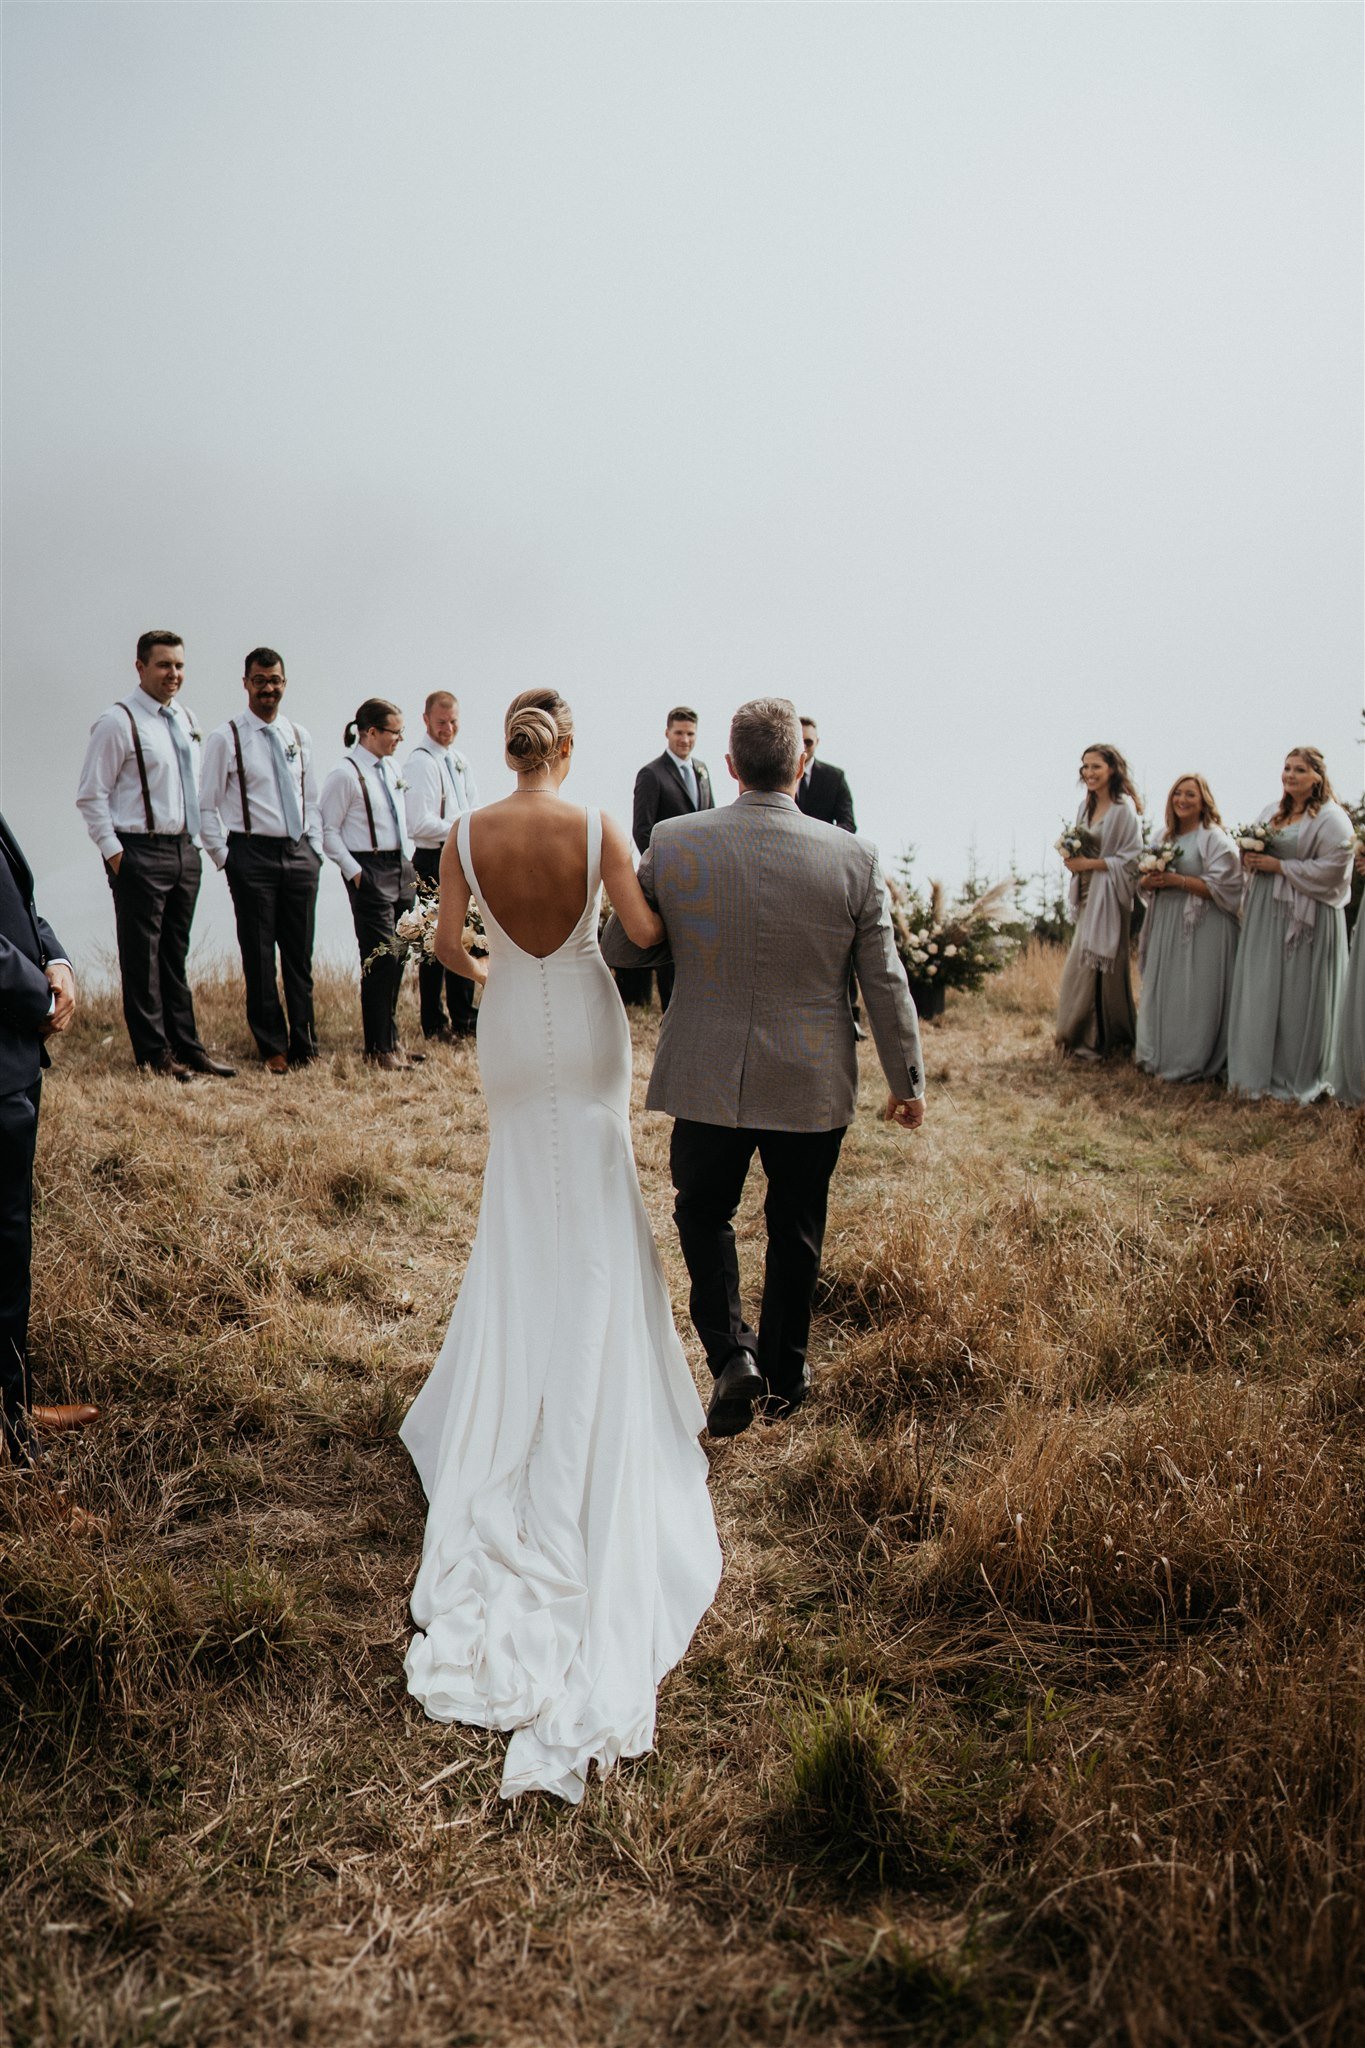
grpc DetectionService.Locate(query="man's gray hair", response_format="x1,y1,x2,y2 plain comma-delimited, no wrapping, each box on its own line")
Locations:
728,698,802,791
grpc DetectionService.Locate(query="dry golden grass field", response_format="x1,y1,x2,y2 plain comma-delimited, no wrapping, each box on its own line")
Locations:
2,946,1363,2047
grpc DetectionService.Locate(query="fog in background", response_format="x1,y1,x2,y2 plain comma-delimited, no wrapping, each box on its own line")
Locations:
3,1,1361,973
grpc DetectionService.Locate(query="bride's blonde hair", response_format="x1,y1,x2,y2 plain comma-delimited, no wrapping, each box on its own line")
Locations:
505,688,573,773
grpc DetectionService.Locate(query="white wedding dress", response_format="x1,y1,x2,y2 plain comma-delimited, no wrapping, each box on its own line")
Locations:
400,807,722,1803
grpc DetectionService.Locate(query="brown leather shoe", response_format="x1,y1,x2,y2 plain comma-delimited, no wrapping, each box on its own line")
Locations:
264,1054,289,1074
367,1050,410,1072
142,1055,195,1083
30,1404,100,1431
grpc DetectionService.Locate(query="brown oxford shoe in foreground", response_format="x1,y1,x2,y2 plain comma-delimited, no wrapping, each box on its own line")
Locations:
142,1055,195,1083
30,1404,100,1431
264,1054,289,1074
180,1050,237,1078
367,1050,411,1072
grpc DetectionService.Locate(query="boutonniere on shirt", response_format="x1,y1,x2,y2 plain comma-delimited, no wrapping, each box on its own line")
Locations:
188,725,203,746
392,775,409,793
284,740,300,764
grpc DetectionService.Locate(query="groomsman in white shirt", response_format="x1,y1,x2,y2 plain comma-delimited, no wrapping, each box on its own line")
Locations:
319,697,418,1071
75,631,234,1081
404,690,480,1041
199,648,324,1073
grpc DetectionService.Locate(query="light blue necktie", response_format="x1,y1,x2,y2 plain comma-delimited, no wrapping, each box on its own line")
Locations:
161,706,200,836
375,762,404,846
264,723,305,840
680,758,698,807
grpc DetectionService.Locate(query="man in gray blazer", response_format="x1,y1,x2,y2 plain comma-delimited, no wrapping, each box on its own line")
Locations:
602,697,924,1438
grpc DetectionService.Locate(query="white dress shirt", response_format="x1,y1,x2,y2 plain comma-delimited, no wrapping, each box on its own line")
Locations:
403,741,480,848
76,688,204,859
199,710,323,868
319,744,413,880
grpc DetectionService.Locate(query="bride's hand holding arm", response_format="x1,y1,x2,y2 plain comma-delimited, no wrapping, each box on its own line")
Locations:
600,813,665,948
434,834,488,986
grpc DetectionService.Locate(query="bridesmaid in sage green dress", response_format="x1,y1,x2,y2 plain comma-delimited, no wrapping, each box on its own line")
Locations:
1328,846,1365,1107
1226,748,1356,1104
1135,774,1242,1082
1055,743,1143,1058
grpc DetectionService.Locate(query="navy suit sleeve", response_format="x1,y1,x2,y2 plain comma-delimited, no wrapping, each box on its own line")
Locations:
0,934,54,1034
632,764,660,855
36,915,67,965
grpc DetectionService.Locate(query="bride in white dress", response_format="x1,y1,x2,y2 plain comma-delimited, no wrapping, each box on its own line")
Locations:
400,688,722,1804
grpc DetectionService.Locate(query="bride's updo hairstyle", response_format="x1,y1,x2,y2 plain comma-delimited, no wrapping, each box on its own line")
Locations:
505,688,573,773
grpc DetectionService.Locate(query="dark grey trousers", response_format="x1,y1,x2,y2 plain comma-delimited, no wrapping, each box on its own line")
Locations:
225,834,322,1062
0,1076,39,1463
669,1119,847,1401
107,832,205,1066
345,850,417,1054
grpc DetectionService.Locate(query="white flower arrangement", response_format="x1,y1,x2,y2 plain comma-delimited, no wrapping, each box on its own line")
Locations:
1055,823,1086,860
1234,821,1276,854
1138,838,1183,874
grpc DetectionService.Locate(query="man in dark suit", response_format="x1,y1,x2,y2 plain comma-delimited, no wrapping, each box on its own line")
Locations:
796,716,863,1032
0,813,96,1465
631,707,715,1011
795,717,856,830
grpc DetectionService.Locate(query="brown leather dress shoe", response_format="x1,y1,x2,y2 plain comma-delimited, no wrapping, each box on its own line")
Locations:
142,1055,195,1083
264,1054,289,1074
367,1050,410,1072
30,1404,100,1430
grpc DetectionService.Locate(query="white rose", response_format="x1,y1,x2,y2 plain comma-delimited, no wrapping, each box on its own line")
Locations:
944,944,958,958
926,941,938,955
396,909,425,942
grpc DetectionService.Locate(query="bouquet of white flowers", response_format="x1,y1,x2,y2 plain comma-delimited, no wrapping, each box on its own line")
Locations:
886,867,1019,1000
1233,821,1277,854
1347,799,1365,852
1138,838,1183,874
364,889,487,974
1055,823,1086,860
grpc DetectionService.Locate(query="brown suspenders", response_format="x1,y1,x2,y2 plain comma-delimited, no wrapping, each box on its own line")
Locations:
349,758,379,850
231,718,309,837
120,704,155,831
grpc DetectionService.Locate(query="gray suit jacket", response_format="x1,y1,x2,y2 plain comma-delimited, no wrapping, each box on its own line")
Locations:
601,791,923,1132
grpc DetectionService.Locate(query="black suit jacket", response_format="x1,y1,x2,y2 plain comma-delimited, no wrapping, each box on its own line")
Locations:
632,751,714,854
795,758,856,832
0,813,65,1095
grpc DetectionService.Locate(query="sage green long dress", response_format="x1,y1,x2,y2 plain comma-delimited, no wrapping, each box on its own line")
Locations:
1055,803,1142,1056
1135,831,1241,1082
1226,823,1348,1103
1328,902,1365,1107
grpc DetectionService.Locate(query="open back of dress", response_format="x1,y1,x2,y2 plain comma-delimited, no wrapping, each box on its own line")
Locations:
400,806,721,1803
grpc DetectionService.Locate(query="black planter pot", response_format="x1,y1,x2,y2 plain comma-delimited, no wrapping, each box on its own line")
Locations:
907,977,946,1021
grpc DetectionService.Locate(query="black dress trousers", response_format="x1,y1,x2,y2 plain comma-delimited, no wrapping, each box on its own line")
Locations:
225,833,322,1062
346,850,417,1054
669,1119,847,1401
0,1076,40,1462
107,832,206,1066
412,845,477,1036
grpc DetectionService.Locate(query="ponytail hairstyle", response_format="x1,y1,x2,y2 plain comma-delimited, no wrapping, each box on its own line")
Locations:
344,697,402,748
1164,774,1222,840
1080,742,1143,820
504,688,573,773
1273,747,1336,826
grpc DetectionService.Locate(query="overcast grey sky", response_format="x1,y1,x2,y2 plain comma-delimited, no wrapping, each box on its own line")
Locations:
3,1,1360,967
